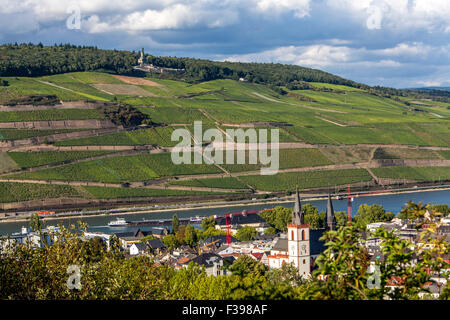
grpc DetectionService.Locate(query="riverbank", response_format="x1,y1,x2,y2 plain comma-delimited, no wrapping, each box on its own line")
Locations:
2,184,450,225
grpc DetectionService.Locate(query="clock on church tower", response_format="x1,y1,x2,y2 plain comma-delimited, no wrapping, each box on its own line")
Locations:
286,188,311,277
287,224,310,276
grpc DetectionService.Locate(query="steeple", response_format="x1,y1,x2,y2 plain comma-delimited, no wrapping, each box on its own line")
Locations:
325,194,337,230
292,188,304,225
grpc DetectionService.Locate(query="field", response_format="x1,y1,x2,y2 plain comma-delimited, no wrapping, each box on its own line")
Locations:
0,109,104,122
1,70,449,204
318,146,373,163
55,127,177,147
0,182,82,203
0,129,84,141
92,84,156,96
0,153,19,173
438,150,450,160
138,106,213,125
240,169,373,191
8,153,222,183
0,181,223,203
168,177,249,190
8,151,115,168
222,148,334,173
372,148,441,160
83,186,223,198
371,166,450,181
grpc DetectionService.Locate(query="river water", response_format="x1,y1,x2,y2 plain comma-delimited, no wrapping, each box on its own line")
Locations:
1,189,449,236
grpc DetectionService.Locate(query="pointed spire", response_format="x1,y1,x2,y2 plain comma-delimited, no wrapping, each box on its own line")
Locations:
325,194,336,230
292,187,304,225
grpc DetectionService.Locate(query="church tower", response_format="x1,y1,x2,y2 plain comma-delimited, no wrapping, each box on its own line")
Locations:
325,194,337,231
287,188,311,277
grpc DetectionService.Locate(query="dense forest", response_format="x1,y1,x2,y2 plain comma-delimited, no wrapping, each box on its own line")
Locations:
1,43,449,102
0,43,137,76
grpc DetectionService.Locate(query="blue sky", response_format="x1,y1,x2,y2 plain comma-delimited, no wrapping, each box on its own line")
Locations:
1,0,449,88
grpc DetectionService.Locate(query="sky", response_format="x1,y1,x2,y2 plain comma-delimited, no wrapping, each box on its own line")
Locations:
0,0,449,88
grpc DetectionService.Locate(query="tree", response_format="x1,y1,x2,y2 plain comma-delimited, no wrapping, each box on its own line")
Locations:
196,226,226,242
183,225,197,247
335,211,349,228
307,224,371,300
302,206,447,300
259,206,291,232
29,213,42,231
201,216,215,230
176,226,186,245
354,204,394,228
270,262,304,286
235,226,257,241
172,214,180,234
398,201,429,222
162,234,178,250
431,204,450,217
109,234,121,254
140,235,156,242
264,227,277,235
369,228,432,300
303,204,321,229
229,255,267,277
82,237,105,262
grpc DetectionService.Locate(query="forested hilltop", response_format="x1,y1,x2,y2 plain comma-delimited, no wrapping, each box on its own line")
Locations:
0,43,359,86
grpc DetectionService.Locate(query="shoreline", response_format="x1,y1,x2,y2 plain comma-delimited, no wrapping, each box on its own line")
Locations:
1,185,450,225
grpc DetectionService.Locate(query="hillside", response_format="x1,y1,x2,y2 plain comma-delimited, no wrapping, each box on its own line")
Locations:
0,43,362,87
0,52,450,210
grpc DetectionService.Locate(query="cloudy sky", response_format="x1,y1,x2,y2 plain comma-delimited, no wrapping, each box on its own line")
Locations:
1,0,449,88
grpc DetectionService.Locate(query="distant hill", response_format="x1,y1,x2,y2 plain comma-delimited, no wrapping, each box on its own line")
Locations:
412,87,450,92
0,43,362,88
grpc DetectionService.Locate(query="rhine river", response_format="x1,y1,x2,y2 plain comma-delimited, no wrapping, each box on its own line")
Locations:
1,189,449,236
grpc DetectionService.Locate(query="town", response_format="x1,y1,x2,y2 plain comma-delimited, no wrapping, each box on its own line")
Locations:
2,189,449,299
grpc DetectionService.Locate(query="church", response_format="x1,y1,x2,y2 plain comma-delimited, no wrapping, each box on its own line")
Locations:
267,189,337,277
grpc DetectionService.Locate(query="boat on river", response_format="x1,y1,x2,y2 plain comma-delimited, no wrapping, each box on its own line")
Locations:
107,218,130,227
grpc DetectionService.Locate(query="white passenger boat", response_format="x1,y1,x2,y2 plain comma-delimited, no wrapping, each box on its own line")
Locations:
107,218,130,227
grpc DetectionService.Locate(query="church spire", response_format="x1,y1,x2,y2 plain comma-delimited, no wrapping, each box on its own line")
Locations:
292,187,304,225
325,194,336,230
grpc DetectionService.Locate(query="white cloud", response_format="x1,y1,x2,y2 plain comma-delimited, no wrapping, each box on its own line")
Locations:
224,42,444,72
225,44,359,68
0,0,311,34
255,0,310,18
416,80,442,87
374,42,431,57
327,0,450,32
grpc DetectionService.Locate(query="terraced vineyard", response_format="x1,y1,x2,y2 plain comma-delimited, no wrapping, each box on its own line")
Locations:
0,129,85,141
1,69,449,208
7,153,222,183
168,177,249,190
0,109,104,122
55,127,176,146
7,151,115,168
240,169,373,191
371,166,450,181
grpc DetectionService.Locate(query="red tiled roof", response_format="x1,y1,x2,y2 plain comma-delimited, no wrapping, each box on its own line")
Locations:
177,257,190,265
251,252,263,260
268,254,289,259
